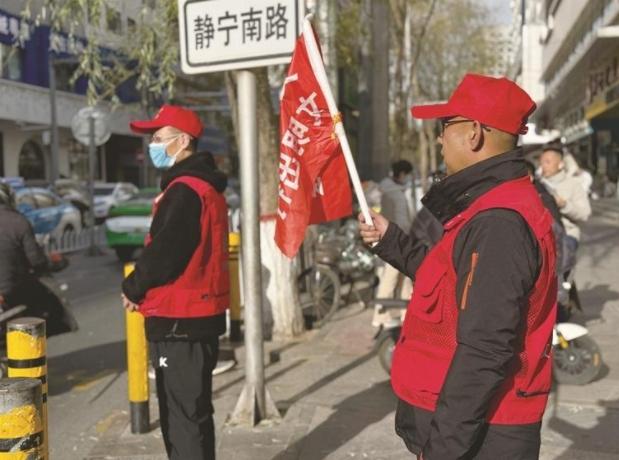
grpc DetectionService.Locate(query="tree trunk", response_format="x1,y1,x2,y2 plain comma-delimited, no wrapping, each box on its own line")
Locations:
426,120,438,174
254,68,305,340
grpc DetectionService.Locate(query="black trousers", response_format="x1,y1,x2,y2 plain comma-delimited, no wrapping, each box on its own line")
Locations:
150,337,219,460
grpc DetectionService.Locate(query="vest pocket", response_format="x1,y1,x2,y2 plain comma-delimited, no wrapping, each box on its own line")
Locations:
410,258,447,324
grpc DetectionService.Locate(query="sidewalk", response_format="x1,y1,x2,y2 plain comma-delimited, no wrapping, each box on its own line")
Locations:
85,214,619,460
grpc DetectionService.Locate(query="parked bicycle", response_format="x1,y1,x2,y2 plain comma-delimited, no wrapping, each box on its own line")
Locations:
298,219,378,327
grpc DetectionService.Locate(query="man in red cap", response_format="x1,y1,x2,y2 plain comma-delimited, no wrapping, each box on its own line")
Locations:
121,104,229,460
359,74,557,459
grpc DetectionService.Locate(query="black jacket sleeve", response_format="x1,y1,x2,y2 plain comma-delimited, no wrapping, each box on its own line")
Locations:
122,184,202,303
422,210,540,459
20,218,47,272
373,207,442,279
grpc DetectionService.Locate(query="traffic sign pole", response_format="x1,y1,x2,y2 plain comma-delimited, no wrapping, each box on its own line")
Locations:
87,116,100,256
229,70,280,426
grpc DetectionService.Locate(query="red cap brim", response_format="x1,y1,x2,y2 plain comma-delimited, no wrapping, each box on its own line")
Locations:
129,120,165,134
410,103,456,120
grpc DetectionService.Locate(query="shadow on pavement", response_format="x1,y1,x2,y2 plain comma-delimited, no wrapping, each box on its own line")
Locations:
272,380,395,460
48,340,126,397
548,398,619,459
576,283,619,323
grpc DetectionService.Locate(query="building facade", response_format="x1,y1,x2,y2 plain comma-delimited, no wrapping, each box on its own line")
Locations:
0,0,145,185
533,0,619,194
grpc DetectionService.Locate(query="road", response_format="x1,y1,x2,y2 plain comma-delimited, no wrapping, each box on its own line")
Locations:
43,205,619,459
47,251,128,459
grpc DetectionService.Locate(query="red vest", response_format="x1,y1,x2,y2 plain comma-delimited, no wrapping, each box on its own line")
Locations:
139,176,230,318
391,177,557,425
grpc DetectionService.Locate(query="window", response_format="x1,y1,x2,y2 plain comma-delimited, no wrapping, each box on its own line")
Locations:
143,0,157,9
0,43,22,81
18,141,45,180
33,191,59,208
106,7,122,34
55,63,78,92
17,192,36,209
127,17,136,33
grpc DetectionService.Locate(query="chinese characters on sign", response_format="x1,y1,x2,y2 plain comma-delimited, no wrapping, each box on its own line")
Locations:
0,10,30,46
178,0,304,74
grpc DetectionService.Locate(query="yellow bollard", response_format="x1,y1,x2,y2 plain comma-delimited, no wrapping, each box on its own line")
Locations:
6,318,48,460
124,263,150,434
0,378,44,459
228,232,242,342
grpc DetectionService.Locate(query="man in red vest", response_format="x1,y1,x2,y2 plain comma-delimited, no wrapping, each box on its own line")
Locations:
122,105,229,460
360,74,557,459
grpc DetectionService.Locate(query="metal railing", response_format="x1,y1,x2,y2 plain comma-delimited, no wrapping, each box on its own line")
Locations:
41,225,107,254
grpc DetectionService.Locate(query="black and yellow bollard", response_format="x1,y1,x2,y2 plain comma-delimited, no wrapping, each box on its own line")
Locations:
6,318,48,460
0,378,44,459
124,263,150,434
229,232,242,342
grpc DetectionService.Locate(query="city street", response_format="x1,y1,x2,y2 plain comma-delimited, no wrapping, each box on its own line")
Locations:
44,203,619,459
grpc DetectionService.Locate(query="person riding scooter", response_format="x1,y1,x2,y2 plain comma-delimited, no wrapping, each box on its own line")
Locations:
0,182,77,336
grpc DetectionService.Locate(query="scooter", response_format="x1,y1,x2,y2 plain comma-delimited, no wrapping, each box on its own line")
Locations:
370,298,603,385
0,252,78,378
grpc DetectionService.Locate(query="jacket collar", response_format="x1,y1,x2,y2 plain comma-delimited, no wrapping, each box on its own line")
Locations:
422,148,528,223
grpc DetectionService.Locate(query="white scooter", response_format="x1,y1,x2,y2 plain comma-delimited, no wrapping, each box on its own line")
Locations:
553,322,602,385
371,299,603,386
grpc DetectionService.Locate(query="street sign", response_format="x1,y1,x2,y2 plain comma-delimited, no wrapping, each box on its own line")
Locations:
71,107,111,147
178,0,304,74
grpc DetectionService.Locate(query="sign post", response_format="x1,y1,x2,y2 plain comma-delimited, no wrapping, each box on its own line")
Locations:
177,0,304,426
71,107,111,256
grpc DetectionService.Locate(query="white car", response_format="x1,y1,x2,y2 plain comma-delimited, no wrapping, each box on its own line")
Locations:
93,182,139,222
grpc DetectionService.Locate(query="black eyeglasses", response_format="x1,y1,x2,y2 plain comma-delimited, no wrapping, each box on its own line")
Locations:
439,118,490,136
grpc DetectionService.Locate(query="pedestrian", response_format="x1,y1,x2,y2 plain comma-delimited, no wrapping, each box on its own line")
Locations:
122,105,229,460
539,143,591,270
359,74,557,459
373,160,415,326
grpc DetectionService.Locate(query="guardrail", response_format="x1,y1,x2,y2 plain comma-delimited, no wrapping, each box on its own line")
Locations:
41,225,107,255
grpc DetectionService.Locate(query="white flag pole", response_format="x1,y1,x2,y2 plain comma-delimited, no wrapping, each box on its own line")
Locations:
302,17,374,228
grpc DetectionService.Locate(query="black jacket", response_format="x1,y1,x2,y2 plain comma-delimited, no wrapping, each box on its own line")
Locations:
374,149,544,459
0,204,48,301
122,154,228,341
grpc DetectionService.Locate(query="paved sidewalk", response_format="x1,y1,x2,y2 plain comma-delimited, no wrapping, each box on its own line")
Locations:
85,213,619,460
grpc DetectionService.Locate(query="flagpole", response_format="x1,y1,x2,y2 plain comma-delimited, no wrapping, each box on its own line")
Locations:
302,17,374,229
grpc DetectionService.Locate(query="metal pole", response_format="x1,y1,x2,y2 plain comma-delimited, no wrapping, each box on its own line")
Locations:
87,116,99,256
7,318,48,459
0,378,44,459
48,52,59,183
229,70,279,426
124,263,150,433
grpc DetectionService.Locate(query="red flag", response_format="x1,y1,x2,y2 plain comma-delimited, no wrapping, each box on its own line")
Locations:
275,33,353,258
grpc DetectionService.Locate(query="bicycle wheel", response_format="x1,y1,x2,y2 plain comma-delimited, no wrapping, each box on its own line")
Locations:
298,266,340,326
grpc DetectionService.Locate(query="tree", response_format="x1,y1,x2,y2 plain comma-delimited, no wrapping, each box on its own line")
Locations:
23,0,305,340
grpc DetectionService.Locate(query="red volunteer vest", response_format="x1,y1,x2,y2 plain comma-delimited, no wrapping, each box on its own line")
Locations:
139,176,230,318
391,177,557,425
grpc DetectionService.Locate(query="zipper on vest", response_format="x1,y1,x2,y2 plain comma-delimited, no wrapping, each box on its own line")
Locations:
516,389,550,398
460,251,479,310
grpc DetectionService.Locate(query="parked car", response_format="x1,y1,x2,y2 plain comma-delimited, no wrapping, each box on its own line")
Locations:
93,182,139,223
105,188,158,262
15,187,82,241
53,179,91,225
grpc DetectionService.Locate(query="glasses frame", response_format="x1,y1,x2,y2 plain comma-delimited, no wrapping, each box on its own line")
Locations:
439,118,491,137
151,134,180,144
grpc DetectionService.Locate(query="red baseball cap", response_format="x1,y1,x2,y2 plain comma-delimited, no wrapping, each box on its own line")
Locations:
411,74,536,135
130,104,203,138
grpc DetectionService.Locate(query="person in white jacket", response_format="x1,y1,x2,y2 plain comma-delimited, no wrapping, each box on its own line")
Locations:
540,144,591,268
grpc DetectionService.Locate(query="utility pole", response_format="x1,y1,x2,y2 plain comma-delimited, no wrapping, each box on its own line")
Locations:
48,52,60,182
